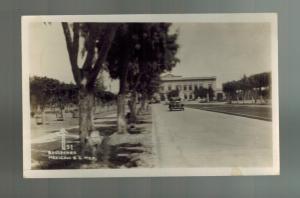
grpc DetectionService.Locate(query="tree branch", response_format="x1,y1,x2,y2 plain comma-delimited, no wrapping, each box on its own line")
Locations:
88,25,118,85
133,71,143,90
72,23,80,65
82,43,95,71
62,22,81,85
82,25,96,71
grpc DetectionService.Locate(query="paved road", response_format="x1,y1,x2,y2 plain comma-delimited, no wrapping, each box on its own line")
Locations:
152,104,273,168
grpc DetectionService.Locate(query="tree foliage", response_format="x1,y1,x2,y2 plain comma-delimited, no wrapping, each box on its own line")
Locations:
222,72,271,103
30,76,116,111
107,23,179,79
30,76,75,110
208,86,215,101
107,23,179,96
194,86,208,99
222,81,237,102
105,23,179,129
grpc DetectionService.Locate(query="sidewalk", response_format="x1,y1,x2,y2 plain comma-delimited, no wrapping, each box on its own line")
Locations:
31,109,155,169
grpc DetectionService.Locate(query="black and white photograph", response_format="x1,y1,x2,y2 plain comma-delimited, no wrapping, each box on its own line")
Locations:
22,14,279,178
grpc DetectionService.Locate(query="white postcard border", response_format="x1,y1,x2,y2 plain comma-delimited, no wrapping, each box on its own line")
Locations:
22,13,279,178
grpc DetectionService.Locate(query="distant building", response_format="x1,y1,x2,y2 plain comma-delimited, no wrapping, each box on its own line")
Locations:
159,74,218,101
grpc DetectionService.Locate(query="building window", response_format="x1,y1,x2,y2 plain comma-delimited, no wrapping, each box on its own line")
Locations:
189,94,193,99
194,85,198,90
208,84,212,88
189,85,192,90
176,85,181,90
168,85,172,91
184,94,187,99
160,86,164,91
183,85,187,90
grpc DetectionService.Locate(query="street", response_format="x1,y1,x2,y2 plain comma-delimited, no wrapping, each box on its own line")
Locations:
152,104,273,168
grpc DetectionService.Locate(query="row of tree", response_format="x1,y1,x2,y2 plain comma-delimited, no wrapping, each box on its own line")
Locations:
30,76,116,115
60,23,179,150
222,72,271,104
30,76,77,114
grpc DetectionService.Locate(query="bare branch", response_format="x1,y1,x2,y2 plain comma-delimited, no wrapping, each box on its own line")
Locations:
72,23,80,65
61,22,81,85
82,41,95,71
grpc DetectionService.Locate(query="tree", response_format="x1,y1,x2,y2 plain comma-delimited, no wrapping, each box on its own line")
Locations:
193,86,199,99
106,24,135,133
62,23,118,149
248,72,271,103
222,81,237,104
216,93,223,101
63,83,78,106
196,86,208,99
30,76,60,112
107,23,179,132
133,24,179,117
222,72,271,104
94,89,117,104
30,76,79,122
238,75,250,103
207,86,215,101
53,83,66,117
137,73,162,114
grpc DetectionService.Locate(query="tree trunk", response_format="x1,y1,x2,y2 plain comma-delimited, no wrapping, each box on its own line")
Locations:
128,91,137,124
138,96,146,115
116,50,130,134
35,105,45,124
117,94,127,134
59,102,64,118
259,87,263,104
78,88,95,145
260,95,264,104
146,99,150,111
226,93,231,104
117,63,128,134
141,98,146,111
253,89,257,103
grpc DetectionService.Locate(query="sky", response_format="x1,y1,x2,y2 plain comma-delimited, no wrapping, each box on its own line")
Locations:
169,23,271,88
28,22,271,91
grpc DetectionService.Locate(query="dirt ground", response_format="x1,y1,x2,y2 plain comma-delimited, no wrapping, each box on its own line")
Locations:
31,110,155,169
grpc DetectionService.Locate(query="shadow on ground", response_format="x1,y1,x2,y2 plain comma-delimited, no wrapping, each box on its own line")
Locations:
31,113,153,169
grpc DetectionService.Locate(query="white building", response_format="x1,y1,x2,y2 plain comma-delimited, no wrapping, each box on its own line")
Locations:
159,74,218,101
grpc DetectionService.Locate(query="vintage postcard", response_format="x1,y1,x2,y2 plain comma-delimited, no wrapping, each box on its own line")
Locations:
22,14,279,178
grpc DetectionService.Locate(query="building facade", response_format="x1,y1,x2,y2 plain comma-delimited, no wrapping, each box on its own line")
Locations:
159,74,217,101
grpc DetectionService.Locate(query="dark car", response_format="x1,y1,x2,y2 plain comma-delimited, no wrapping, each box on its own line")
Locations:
169,100,184,111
